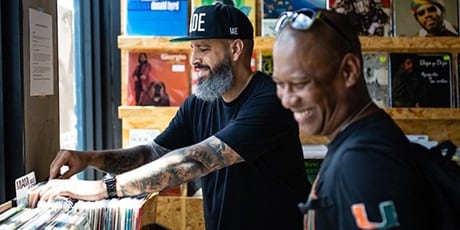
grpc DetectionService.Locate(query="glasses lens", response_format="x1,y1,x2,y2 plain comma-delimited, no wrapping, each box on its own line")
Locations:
417,5,437,17
417,9,425,17
274,9,353,52
274,8,317,34
291,13,315,30
427,5,437,13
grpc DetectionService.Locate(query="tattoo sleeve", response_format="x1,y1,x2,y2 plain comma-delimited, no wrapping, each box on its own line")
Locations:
116,136,244,196
99,141,171,174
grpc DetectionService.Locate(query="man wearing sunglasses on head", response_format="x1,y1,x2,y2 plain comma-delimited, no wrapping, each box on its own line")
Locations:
410,0,458,37
272,8,436,229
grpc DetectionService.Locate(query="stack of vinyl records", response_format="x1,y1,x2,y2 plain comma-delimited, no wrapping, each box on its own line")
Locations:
0,193,155,230
0,206,89,229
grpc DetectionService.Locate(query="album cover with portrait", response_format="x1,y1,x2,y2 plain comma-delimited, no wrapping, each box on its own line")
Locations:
363,52,390,108
127,51,191,106
262,0,328,37
125,0,189,36
389,53,454,108
392,0,459,36
192,0,257,36
328,0,392,36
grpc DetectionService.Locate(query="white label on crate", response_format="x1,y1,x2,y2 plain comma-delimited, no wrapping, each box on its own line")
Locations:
15,172,36,208
129,129,161,147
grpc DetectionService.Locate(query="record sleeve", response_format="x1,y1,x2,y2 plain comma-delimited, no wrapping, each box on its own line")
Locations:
457,53,460,107
329,0,392,36
259,51,273,75
127,51,191,106
363,52,389,108
389,53,454,108
392,0,459,36
125,0,189,36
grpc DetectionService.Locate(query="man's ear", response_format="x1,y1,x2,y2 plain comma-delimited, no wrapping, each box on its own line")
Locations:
230,39,244,61
341,53,362,88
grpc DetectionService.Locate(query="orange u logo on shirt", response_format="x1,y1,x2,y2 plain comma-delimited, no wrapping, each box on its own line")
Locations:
351,200,399,230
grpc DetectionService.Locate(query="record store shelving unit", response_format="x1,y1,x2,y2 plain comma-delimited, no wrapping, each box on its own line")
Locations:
118,2,460,230
118,36,460,147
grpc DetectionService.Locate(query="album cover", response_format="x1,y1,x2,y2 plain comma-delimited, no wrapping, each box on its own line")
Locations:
192,0,257,36
392,0,459,36
362,52,389,108
329,0,392,36
458,53,460,107
262,0,328,37
127,51,191,106
389,53,454,108
125,0,189,36
259,51,273,75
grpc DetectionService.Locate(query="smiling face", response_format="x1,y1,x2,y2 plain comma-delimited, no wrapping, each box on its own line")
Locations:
190,39,235,101
415,4,443,34
272,27,349,137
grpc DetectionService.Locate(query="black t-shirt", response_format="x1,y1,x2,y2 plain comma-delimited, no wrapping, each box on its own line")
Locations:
305,110,430,229
155,71,310,230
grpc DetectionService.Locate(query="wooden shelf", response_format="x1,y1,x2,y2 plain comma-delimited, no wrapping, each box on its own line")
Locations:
118,36,460,53
118,106,460,146
383,108,460,120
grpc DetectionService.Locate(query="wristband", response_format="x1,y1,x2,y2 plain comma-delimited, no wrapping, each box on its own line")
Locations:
103,175,118,199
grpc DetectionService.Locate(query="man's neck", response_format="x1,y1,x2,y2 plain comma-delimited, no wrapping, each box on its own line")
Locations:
222,70,255,103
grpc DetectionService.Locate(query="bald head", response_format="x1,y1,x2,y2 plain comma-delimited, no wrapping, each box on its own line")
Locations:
272,9,372,138
275,10,361,60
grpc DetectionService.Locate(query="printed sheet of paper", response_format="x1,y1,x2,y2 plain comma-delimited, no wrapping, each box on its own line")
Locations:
29,8,54,96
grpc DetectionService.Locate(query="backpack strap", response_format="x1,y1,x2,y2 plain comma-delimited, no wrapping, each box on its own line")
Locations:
298,197,334,214
431,140,457,161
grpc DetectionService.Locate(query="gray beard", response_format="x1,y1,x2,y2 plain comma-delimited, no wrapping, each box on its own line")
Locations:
194,59,234,102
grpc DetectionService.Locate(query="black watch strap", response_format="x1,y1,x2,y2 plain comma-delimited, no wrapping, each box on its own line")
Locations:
103,175,118,199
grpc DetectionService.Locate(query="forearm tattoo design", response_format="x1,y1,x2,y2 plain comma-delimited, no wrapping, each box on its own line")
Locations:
118,136,244,196
102,142,171,174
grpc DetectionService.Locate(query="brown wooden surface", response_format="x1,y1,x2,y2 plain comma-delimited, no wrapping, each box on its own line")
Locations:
0,200,12,214
155,196,205,230
118,106,179,147
119,106,460,146
140,193,159,227
118,36,460,53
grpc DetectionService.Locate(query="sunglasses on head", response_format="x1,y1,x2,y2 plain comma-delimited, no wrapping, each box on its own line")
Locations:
416,5,438,17
273,8,352,51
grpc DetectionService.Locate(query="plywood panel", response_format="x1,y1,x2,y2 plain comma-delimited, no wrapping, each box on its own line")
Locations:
155,196,205,230
22,0,60,181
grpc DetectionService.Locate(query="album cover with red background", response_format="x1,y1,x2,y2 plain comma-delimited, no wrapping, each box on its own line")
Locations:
127,51,191,106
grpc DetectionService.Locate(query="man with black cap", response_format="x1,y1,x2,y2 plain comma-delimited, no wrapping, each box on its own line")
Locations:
37,3,310,230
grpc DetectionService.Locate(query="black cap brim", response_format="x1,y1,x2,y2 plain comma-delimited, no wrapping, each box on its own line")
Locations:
170,35,230,42
170,36,200,42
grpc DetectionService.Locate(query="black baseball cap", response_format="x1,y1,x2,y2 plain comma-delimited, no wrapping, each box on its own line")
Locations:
170,3,253,42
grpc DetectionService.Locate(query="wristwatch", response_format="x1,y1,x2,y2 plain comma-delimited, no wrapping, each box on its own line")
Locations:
103,174,118,199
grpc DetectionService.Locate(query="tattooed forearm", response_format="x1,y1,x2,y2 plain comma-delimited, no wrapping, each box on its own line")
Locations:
118,162,203,196
116,136,244,196
101,142,171,174
190,136,244,173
